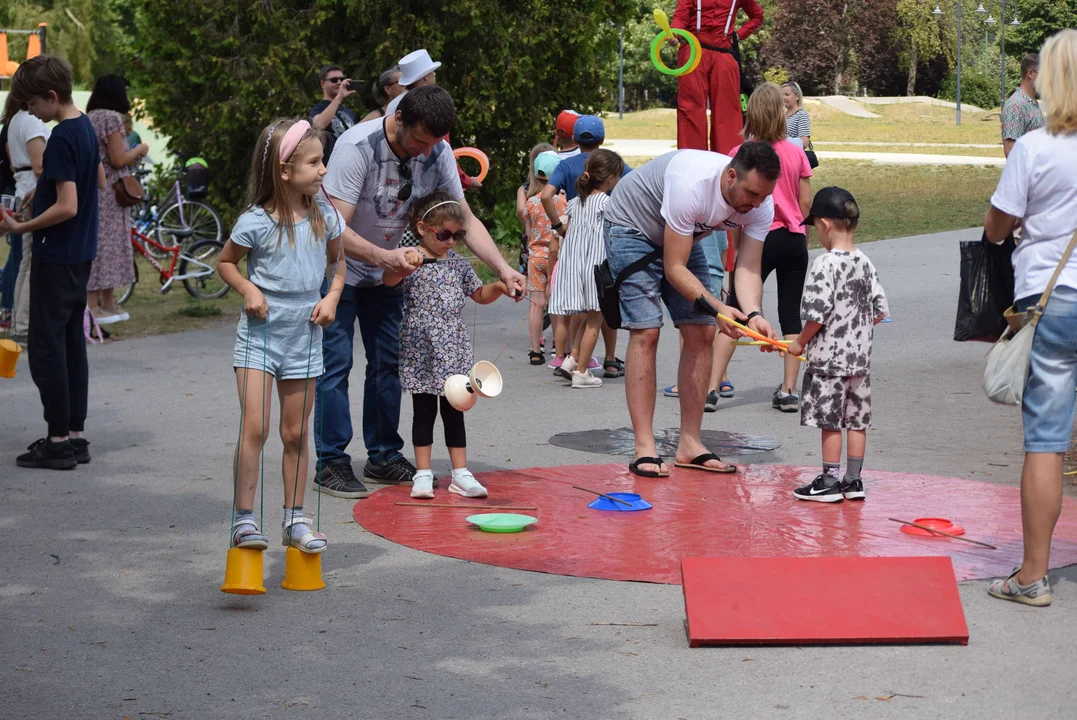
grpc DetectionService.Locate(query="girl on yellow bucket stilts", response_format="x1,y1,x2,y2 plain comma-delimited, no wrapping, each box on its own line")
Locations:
217,118,347,554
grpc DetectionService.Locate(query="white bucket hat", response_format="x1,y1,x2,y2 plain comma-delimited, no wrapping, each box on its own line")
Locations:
398,49,442,87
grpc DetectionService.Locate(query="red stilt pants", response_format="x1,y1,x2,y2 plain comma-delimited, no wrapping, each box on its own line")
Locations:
676,47,743,155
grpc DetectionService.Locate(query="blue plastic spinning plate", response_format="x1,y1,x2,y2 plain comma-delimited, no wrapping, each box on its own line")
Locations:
588,492,653,512
466,513,538,533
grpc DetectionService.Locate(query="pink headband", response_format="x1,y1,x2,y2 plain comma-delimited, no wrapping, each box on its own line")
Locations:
279,120,311,162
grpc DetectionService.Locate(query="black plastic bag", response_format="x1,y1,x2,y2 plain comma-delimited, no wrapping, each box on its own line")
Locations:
954,232,1016,342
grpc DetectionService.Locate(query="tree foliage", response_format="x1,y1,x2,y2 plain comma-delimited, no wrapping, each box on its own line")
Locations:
0,0,127,87
1006,0,1077,56
126,0,632,223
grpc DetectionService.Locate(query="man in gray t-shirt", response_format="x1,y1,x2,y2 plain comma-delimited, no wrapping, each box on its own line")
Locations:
603,144,780,479
314,86,525,495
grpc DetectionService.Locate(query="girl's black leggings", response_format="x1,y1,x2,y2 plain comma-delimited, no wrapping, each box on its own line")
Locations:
727,227,809,336
412,393,467,448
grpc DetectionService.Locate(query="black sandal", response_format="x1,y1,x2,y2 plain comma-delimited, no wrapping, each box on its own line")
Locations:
629,456,669,478
529,351,545,365
674,452,737,474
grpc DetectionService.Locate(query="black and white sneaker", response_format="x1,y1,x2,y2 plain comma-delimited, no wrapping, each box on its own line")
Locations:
704,390,719,413
315,459,370,499
364,456,422,486
772,388,799,413
793,474,844,502
840,476,866,500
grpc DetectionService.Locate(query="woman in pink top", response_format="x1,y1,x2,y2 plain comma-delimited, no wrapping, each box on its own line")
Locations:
726,82,813,413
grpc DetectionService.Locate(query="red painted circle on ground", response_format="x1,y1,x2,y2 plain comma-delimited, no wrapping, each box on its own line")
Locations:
353,464,1077,584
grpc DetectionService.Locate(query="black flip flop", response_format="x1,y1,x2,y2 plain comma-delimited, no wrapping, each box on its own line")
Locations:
674,453,737,474
629,456,669,478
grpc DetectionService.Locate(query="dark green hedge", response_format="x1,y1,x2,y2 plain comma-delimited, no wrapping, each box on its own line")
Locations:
129,0,633,228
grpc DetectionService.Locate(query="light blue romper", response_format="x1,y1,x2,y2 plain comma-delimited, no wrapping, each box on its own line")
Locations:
231,194,344,380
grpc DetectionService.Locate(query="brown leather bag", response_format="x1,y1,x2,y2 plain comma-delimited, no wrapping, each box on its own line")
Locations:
113,175,144,207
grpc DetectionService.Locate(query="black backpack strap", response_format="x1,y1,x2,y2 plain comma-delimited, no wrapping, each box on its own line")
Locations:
613,246,662,290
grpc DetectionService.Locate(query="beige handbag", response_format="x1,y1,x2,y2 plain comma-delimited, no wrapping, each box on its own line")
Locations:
984,228,1077,406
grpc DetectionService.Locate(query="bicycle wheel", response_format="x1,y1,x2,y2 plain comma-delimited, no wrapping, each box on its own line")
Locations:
179,239,229,300
117,260,139,305
157,200,222,248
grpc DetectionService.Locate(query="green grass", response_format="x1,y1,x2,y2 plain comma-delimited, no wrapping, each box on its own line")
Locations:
603,102,1003,146
98,257,243,340
817,144,1003,158
810,162,1000,244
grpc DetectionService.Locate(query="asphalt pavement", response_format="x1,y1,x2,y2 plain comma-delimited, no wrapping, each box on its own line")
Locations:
2,227,1074,719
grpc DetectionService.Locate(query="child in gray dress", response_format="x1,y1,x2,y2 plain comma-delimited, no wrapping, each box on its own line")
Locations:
217,118,347,553
384,192,508,500
786,188,889,503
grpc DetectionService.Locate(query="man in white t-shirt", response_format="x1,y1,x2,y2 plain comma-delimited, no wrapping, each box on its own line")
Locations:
7,109,50,340
603,143,780,478
314,86,526,496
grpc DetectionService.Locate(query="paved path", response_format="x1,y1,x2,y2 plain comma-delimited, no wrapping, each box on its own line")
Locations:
814,95,880,118
813,141,999,149
604,139,1006,166
3,229,1074,719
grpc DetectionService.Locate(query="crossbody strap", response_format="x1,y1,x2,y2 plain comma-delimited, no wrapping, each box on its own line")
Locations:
1031,227,1077,325
613,247,662,290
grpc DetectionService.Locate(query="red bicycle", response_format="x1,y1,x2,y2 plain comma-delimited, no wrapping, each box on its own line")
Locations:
117,221,228,305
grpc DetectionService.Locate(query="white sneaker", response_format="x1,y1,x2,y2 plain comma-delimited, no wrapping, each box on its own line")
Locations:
410,471,435,499
448,469,488,498
92,308,122,325
557,355,578,379
572,369,603,389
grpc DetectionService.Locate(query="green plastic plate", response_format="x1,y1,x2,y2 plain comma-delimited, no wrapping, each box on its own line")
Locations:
466,513,538,533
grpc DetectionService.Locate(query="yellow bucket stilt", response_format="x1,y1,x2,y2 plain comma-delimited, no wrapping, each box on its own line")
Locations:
0,338,22,379
281,546,325,591
220,547,266,595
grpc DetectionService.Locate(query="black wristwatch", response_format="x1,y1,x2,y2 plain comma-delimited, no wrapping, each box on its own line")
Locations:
745,311,764,323
550,220,563,230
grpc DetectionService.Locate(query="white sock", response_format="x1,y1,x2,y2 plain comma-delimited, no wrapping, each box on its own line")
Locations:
452,467,470,479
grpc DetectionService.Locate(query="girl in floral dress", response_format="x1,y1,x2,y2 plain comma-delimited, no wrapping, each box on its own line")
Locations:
383,192,508,500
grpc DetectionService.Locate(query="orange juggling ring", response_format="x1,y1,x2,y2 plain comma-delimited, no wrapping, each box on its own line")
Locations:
453,147,489,183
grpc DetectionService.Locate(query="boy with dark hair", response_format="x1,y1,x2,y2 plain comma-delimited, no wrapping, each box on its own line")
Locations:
1,55,106,470
787,187,889,502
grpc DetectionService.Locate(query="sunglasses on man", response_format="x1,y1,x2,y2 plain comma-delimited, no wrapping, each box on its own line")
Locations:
397,162,413,202
326,76,346,84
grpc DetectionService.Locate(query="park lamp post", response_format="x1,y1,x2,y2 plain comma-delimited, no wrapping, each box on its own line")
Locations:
977,6,997,78
619,24,625,120
968,1,1021,107
932,3,962,126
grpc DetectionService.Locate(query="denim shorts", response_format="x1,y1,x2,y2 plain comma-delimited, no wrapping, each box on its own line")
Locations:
604,222,715,329
698,230,728,296
1015,284,1077,453
234,289,324,380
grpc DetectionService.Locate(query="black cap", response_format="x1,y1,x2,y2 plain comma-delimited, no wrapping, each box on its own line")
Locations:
804,186,859,226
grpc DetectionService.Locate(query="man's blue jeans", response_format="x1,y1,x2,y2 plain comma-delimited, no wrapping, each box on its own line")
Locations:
315,281,405,467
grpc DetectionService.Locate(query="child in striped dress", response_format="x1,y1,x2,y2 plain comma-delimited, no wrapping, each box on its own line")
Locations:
548,149,625,389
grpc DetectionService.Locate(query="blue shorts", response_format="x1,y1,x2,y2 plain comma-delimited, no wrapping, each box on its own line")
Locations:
1016,285,1077,453
604,222,715,329
699,230,728,296
233,290,324,380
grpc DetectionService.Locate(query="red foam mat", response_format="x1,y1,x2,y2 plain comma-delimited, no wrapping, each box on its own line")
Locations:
682,556,969,646
353,463,1077,584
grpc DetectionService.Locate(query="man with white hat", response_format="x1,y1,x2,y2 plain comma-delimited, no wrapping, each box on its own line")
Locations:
385,49,481,193
385,49,441,116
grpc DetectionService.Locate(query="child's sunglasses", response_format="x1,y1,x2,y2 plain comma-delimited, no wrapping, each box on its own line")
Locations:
432,228,467,243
